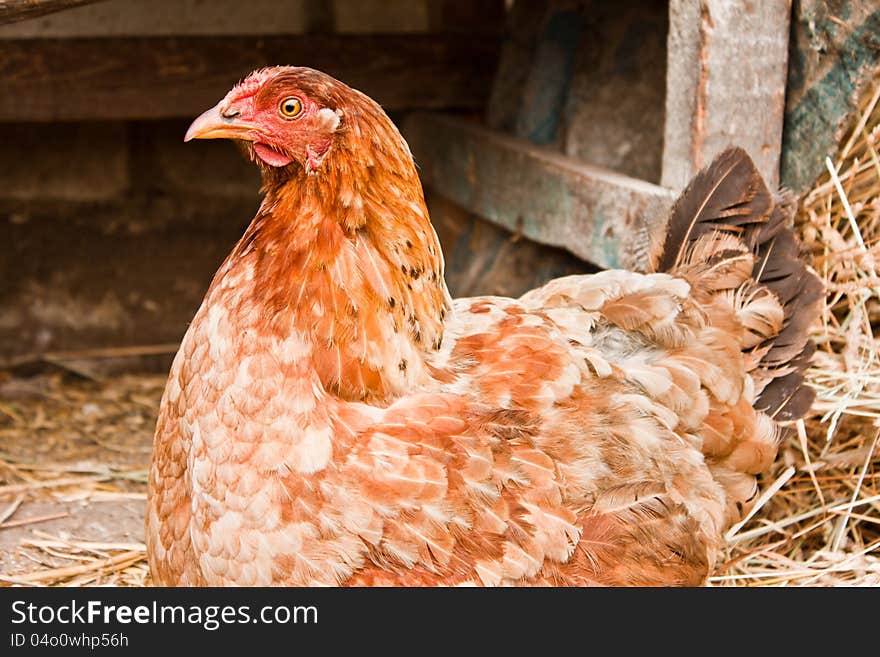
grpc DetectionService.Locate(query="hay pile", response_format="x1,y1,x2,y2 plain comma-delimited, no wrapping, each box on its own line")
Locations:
712,81,880,585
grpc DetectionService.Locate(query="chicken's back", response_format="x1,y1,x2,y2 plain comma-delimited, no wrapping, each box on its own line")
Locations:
414,279,734,585
386,147,822,585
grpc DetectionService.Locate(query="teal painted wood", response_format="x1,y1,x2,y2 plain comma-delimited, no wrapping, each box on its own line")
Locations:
427,191,595,300
782,2,880,192
515,7,583,144
404,113,675,270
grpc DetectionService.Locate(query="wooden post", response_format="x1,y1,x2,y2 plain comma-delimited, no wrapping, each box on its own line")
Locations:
662,0,791,190
405,113,675,271
782,0,880,193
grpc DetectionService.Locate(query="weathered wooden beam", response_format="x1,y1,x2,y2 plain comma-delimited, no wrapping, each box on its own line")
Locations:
0,0,106,26
662,0,790,190
0,34,501,122
404,113,675,270
782,1,880,193
0,194,261,363
426,190,595,299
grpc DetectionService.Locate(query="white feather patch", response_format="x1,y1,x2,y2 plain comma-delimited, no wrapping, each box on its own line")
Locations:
316,107,342,133
292,426,333,474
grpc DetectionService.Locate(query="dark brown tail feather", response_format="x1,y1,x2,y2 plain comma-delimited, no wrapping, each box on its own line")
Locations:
653,147,823,421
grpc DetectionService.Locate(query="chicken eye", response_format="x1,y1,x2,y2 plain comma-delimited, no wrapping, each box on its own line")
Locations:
279,97,303,119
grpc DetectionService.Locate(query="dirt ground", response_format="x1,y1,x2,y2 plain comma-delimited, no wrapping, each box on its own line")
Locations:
0,372,161,585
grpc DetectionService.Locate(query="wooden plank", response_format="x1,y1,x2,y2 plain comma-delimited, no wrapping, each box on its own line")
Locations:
0,33,501,122
0,194,258,363
404,113,675,270
0,0,313,37
0,0,106,26
662,0,790,190
427,189,595,299
782,1,880,193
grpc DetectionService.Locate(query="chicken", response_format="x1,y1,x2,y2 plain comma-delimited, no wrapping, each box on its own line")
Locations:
146,66,822,586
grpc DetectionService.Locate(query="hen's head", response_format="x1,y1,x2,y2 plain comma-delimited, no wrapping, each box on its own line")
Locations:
185,67,367,174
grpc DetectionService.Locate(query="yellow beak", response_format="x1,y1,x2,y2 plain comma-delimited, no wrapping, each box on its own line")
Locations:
184,102,259,142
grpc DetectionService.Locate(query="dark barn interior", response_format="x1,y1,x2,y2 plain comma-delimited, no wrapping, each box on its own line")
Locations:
0,0,601,377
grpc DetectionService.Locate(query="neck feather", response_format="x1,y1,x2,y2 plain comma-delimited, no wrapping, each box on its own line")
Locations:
220,107,450,401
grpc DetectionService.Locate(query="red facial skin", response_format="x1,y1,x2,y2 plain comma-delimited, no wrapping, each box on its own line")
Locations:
193,67,342,171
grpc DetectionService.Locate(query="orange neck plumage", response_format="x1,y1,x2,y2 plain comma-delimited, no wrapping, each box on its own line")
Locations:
223,104,450,401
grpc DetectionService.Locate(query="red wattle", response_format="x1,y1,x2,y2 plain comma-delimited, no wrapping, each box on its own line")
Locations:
254,143,293,167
